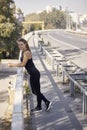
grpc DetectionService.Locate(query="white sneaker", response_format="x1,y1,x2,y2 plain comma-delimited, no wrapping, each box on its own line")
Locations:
45,102,52,112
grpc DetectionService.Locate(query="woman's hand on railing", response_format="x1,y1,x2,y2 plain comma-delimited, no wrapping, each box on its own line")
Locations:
8,63,14,67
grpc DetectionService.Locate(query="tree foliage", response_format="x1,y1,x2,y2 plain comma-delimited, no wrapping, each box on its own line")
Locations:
25,8,66,30
0,0,23,59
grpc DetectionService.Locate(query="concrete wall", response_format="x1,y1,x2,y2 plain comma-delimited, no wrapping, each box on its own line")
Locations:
0,59,18,72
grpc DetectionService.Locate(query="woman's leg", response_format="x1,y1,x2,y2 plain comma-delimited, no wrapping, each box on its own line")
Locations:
30,76,48,104
30,76,42,108
30,75,51,111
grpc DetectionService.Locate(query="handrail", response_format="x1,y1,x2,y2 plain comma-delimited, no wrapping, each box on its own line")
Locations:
11,51,24,130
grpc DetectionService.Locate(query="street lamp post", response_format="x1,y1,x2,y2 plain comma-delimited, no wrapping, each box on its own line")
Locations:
66,7,69,30
66,8,72,30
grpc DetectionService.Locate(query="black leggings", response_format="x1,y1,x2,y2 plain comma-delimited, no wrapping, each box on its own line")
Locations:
30,75,49,108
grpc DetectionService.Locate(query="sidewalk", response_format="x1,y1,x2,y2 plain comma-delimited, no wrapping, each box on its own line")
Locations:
66,29,87,35
28,36,87,130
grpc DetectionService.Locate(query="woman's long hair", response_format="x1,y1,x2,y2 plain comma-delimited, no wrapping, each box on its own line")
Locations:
17,38,31,52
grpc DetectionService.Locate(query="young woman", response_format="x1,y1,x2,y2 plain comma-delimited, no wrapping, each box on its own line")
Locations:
8,38,52,112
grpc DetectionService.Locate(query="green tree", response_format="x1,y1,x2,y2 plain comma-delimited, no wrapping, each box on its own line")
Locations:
0,0,23,59
55,10,66,29
25,8,66,29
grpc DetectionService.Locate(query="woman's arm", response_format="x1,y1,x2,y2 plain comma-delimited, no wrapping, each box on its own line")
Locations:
8,51,32,67
8,62,24,67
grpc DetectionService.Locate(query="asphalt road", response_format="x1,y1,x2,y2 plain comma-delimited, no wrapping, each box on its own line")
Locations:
41,29,87,70
50,30,87,51
46,30,87,50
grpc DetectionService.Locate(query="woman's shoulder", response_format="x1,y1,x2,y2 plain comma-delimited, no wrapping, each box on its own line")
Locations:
24,50,30,53
23,50,32,57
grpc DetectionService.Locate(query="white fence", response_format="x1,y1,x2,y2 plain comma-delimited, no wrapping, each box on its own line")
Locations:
11,67,24,130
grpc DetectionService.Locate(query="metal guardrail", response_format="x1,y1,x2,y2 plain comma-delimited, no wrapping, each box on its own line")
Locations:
38,39,87,115
38,42,64,70
62,64,87,114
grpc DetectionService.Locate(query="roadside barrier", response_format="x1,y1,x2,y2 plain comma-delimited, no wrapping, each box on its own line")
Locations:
11,67,24,130
11,50,24,130
37,38,87,115
62,62,87,114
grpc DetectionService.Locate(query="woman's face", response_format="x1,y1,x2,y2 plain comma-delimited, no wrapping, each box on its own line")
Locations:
17,41,26,51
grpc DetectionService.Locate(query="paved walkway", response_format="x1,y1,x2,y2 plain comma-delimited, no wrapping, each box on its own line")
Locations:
28,36,87,130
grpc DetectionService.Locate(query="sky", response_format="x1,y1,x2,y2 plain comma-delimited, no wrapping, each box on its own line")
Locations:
14,0,87,16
